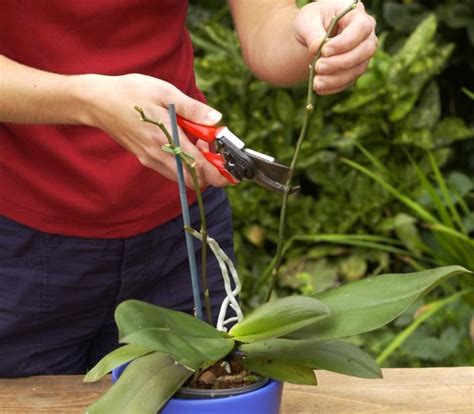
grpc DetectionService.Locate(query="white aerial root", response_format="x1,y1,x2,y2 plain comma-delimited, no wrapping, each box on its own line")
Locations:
188,228,243,332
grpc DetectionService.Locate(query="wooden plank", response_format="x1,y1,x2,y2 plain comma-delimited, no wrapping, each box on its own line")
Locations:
0,375,110,414
281,367,474,414
0,368,471,413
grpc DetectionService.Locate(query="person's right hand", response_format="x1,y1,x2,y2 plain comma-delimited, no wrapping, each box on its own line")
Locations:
79,73,229,189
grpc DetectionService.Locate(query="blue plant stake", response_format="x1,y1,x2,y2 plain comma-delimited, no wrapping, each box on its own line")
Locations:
168,104,203,320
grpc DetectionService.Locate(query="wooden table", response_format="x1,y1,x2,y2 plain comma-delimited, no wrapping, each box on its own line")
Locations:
0,367,472,413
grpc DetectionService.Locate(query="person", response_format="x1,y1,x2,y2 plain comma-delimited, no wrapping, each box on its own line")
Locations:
0,0,377,377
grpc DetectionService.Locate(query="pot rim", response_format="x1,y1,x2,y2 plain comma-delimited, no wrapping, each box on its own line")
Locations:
175,377,270,399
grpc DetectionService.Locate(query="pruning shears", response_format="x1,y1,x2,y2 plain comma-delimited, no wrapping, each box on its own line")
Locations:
177,116,299,194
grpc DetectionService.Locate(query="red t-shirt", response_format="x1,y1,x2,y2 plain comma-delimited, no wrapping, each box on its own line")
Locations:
0,0,203,238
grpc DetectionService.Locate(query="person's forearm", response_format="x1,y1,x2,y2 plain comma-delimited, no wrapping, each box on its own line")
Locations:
0,55,229,187
0,55,92,125
229,1,311,87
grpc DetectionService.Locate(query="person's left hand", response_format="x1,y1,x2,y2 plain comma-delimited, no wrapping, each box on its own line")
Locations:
295,0,377,95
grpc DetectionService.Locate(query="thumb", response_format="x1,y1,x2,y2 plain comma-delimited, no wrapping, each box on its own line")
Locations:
295,3,327,55
167,85,222,125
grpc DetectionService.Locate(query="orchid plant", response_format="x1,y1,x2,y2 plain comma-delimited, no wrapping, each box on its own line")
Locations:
83,2,472,413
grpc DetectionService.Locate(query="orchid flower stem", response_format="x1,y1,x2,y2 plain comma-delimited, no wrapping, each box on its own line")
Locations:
264,0,359,302
189,171,213,325
134,106,212,324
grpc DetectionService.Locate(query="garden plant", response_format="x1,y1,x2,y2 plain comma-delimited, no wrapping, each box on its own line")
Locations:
83,1,473,413
190,0,473,367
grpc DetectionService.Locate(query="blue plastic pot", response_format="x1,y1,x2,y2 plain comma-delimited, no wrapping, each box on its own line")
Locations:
112,363,283,414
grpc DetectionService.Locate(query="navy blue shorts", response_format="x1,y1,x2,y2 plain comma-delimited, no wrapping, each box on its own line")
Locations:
0,187,234,377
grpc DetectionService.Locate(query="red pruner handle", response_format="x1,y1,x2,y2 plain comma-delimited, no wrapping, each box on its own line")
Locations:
177,116,223,144
202,151,239,185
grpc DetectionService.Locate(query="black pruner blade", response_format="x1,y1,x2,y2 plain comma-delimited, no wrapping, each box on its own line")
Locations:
213,125,299,194
243,149,300,194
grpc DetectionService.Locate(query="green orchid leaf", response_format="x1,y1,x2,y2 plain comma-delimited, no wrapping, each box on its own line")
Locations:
115,300,234,370
84,344,154,383
121,326,234,371
229,296,330,343
240,338,381,379
242,356,317,385
85,352,193,414
289,266,471,340
115,299,228,341
116,300,226,339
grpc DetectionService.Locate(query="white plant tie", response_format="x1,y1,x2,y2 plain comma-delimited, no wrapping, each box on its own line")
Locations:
188,229,243,332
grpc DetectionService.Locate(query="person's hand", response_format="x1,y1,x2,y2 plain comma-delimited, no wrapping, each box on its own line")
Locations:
295,0,377,95
79,73,228,188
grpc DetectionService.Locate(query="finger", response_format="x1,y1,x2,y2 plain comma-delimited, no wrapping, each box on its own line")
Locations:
294,2,327,55
134,123,222,188
164,84,222,126
138,141,227,189
177,133,229,188
316,32,377,75
139,103,227,187
322,11,375,58
317,80,356,96
137,151,176,182
195,139,210,152
190,156,230,188
314,60,368,93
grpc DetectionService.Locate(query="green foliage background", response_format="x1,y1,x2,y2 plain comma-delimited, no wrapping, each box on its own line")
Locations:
188,1,473,368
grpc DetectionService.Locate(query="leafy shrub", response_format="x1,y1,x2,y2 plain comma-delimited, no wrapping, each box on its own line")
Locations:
188,4,473,366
